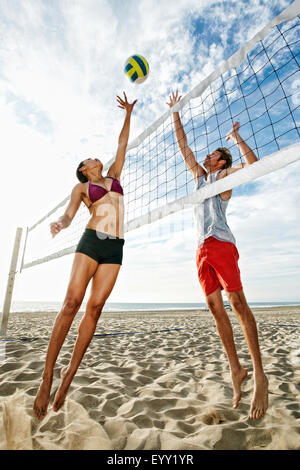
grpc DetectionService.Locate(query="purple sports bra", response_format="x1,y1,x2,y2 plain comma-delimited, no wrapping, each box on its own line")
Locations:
88,177,123,209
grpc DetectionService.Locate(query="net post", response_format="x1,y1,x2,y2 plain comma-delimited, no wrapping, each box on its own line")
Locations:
19,226,29,273
0,227,23,336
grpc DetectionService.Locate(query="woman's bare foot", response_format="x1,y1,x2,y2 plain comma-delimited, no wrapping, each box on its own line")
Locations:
231,367,248,409
250,373,268,419
52,366,72,412
33,375,53,420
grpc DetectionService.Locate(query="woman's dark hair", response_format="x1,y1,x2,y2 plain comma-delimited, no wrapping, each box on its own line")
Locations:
216,147,232,169
76,161,88,183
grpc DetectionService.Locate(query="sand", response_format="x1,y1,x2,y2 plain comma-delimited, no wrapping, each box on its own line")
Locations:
0,306,299,450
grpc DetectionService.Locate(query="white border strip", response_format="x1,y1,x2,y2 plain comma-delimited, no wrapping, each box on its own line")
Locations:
22,141,300,270
22,245,77,270
29,195,70,232
124,141,300,232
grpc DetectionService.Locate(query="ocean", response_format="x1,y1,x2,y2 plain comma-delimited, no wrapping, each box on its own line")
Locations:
7,300,300,314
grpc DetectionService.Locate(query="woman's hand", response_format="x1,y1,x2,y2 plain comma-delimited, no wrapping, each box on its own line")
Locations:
166,90,182,108
226,121,240,142
50,221,63,238
116,92,137,114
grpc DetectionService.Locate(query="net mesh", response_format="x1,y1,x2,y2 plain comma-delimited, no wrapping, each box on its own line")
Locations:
21,10,300,270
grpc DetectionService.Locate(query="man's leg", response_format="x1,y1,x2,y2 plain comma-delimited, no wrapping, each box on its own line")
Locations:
227,289,268,419
206,287,248,409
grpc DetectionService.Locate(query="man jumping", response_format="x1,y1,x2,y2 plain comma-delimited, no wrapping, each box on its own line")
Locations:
167,90,268,420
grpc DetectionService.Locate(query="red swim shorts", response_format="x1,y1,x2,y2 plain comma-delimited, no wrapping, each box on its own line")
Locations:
196,236,243,297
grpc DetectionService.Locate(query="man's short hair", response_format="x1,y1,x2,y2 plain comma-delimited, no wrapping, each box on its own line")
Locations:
216,147,232,169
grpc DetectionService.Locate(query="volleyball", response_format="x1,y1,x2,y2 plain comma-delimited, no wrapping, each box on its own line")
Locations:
124,54,149,84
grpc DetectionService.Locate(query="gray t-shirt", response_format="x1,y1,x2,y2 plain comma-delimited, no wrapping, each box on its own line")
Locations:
193,171,236,247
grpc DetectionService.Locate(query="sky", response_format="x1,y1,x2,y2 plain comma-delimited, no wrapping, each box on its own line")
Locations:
0,0,299,309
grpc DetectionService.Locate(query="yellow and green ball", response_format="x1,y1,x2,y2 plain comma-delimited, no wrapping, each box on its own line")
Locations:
124,55,149,84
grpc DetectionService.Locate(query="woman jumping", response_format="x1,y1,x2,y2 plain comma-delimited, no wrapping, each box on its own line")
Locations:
33,92,137,420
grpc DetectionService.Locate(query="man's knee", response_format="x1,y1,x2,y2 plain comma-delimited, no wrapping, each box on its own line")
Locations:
227,291,249,317
206,297,225,319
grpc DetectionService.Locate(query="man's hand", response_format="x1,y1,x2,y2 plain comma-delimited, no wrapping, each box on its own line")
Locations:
50,221,63,238
116,92,137,114
226,121,240,142
226,121,258,165
166,90,182,108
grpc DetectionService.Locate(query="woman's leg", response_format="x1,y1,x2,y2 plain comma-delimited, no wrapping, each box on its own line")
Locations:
33,253,99,420
52,263,121,412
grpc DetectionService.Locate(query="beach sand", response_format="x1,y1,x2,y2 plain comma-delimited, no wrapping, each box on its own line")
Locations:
0,306,299,450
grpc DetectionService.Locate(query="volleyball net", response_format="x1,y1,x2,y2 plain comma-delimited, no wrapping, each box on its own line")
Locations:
21,1,300,271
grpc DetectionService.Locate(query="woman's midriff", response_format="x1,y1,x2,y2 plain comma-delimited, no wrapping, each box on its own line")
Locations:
86,192,124,239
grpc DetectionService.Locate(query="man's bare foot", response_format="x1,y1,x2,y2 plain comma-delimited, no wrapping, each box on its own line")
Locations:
52,366,72,412
231,367,248,409
33,375,53,421
250,373,268,419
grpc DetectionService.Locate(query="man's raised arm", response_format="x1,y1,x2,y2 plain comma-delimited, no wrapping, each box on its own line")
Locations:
226,122,258,168
167,91,205,182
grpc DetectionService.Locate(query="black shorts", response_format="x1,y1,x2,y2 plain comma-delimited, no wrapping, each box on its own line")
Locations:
75,229,125,265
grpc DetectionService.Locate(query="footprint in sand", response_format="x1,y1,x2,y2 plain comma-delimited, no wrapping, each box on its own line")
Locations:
201,408,240,425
